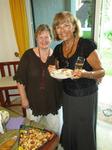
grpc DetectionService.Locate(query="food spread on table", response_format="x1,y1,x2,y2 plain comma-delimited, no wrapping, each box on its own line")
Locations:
0,108,58,150
18,125,55,150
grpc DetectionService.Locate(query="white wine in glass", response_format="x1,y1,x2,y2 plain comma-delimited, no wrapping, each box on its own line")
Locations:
75,56,85,70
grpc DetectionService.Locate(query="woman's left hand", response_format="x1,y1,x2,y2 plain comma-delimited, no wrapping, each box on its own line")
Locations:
73,69,103,84
72,69,86,78
48,65,56,74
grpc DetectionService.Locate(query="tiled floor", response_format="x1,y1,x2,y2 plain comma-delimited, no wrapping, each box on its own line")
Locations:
98,76,112,106
97,120,112,150
97,75,112,150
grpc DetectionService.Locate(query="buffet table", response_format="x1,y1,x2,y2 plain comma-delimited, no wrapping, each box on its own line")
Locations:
0,106,59,150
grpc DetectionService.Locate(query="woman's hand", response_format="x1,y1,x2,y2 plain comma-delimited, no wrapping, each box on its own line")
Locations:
48,65,56,74
21,98,29,108
17,83,29,108
72,69,86,78
72,69,103,84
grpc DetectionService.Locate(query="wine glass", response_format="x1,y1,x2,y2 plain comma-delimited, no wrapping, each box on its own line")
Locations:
74,56,85,70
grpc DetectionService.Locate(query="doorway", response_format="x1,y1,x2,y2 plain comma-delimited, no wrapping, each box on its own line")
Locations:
98,0,112,76
96,0,112,114
94,2,112,149
95,0,112,124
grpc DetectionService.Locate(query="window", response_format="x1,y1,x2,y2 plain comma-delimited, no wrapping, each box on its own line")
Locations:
76,0,95,39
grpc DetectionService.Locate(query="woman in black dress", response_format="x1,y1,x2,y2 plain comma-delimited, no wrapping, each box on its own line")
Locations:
49,11,105,150
14,24,62,134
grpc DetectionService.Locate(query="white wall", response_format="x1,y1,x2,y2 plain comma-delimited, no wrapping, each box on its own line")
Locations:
0,0,19,62
25,0,35,47
94,0,102,49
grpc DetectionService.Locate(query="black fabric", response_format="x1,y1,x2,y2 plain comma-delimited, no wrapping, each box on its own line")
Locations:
53,38,98,96
60,92,97,150
14,49,62,116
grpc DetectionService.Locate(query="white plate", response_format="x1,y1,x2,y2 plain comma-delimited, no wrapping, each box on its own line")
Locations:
50,69,73,79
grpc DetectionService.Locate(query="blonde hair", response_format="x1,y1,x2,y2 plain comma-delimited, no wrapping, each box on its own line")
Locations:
52,11,82,40
35,24,52,39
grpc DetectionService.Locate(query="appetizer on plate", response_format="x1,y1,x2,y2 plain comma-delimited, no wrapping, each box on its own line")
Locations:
50,68,73,79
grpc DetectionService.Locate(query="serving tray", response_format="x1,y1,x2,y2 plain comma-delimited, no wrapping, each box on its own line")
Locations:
18,125,56,150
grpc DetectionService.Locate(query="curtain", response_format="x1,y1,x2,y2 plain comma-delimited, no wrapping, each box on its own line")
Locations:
9,0,29,57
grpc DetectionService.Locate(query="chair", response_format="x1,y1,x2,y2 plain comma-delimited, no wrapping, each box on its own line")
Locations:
0,61,26,117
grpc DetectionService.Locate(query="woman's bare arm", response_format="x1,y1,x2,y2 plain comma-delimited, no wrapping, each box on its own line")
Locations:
73,50,105,80
17,83,29,108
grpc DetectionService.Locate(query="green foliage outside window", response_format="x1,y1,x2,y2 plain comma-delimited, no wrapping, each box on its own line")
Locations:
104,31,112,41
103,31,112,76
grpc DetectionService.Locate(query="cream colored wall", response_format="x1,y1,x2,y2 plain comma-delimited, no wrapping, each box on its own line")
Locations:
0,0,19,62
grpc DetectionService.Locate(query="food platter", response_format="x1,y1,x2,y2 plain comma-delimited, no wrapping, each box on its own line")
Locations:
50,68,73,79
18,125,56,150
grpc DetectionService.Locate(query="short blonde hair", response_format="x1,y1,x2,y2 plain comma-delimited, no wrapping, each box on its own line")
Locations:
52,11,81,40
35,24,52,39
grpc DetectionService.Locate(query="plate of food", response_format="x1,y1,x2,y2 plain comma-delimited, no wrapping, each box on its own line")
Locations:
50,68,73,79
18,125,56,150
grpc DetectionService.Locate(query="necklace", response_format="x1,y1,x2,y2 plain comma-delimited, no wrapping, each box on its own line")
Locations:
63,38,79,68
63,38,75,58
38,48,50,63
